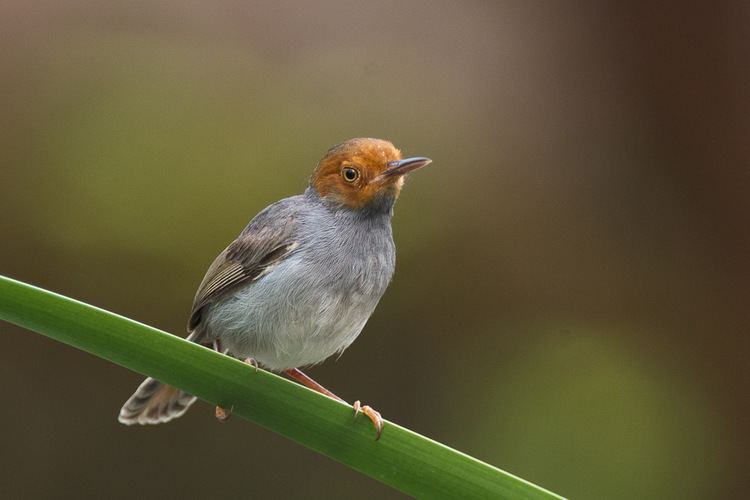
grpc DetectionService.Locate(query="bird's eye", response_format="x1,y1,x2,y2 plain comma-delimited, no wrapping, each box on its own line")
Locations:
342,167,359,182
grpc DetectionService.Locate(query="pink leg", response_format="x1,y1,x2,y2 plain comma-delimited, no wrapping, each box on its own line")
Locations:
284,368,383,440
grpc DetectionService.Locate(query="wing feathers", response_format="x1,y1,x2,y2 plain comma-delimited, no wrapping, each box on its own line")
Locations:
187,200,301,332
197,263,247,300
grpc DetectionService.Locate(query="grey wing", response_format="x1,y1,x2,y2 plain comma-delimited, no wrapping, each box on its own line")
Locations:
187,198,302,332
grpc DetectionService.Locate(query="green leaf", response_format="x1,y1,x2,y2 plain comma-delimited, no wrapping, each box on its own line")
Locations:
0,275,563,499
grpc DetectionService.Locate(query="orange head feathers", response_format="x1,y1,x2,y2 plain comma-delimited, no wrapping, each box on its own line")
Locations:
310,138,431,210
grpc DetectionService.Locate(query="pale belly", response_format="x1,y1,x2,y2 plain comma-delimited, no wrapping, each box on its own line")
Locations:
202,255,385,371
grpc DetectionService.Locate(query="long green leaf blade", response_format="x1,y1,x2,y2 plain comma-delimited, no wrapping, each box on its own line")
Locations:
0,275,563,499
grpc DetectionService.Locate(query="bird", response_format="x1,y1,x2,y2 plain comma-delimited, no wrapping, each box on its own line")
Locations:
118,138,432,439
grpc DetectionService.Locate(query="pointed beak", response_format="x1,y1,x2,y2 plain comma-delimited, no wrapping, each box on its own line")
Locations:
382,157,432,178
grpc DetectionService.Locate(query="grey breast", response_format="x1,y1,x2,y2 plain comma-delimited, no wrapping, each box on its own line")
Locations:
202,189,396,370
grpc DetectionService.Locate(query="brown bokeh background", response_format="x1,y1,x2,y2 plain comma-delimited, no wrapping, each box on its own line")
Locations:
1,2,748,499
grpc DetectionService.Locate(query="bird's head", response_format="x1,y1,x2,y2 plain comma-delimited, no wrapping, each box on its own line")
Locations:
310,138,431,212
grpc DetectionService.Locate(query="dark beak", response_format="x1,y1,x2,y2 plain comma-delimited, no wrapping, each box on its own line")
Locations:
383,157,432,178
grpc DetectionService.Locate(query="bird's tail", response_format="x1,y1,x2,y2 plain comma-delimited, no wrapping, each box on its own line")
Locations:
118,377,196,425
118,330,207,425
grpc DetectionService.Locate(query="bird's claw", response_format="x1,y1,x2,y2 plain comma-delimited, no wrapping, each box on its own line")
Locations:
215,405,233,422
353,400,383,440
215,359,257,422
244,357,259,372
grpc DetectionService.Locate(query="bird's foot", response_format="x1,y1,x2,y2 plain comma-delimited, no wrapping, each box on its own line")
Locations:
244,357,259,372
214,359,257,422
353,400,383,440
283,368,383,440
215,405,233,422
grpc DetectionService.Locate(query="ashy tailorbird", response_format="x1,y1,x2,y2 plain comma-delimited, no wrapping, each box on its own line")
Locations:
118,138,432,439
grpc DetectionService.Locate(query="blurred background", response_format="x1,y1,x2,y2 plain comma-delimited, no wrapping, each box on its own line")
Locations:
1,1,748,498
